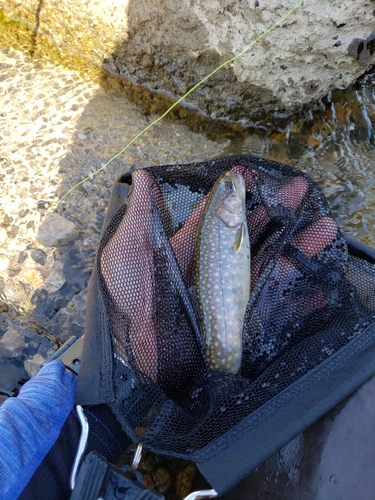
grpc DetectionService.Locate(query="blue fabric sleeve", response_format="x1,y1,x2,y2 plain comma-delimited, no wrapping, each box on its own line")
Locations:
0,360,77,500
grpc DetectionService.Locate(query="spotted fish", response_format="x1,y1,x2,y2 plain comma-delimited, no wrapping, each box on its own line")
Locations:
194,171,251,374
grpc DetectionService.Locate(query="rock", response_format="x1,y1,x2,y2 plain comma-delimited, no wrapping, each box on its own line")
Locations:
36,213,79,247
30,248,47,265
153,468,172,494
3,0,375,127
348,34,375,66
108,0,375,125
44,287,88,341
44,270,66,293
0,327,25,357
351,107,371,129
307,135,322,148
176,463,195,500
24,352,46,378
142,474,156,490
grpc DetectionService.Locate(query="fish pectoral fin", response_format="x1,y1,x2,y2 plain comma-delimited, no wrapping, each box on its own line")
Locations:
233,223,245,253
206,325,212,347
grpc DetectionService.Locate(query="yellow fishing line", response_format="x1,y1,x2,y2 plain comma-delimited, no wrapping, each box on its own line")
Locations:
44,0,306,221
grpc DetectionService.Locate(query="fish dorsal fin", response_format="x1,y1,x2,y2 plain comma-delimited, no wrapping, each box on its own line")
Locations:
233,223,245,253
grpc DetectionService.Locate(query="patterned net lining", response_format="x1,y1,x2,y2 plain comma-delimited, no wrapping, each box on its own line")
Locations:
96,156,375,458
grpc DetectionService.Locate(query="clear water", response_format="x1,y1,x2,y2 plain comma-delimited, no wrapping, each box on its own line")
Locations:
227,86,375,247
1,35,375,397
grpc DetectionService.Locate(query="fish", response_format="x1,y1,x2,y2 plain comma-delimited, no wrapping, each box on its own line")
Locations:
194,171,251,374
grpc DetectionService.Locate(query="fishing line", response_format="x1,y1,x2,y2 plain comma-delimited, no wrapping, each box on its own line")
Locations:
43,0,306,222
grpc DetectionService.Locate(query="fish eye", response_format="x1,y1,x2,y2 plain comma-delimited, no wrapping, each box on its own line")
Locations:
223,180,234,193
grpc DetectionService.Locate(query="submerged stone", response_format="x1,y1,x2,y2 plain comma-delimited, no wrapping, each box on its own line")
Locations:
36,213,80,247
24,352,46,378
0,327,25,357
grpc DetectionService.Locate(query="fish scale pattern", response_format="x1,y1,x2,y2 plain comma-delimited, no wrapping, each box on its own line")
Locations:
95,156,375,458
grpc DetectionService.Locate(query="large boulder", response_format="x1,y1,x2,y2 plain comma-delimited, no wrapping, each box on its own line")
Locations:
2,0,375,127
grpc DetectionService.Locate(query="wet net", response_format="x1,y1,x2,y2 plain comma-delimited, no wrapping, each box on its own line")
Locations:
77,156,375,493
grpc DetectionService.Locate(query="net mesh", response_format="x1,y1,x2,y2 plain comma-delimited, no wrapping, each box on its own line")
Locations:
95,156,375,458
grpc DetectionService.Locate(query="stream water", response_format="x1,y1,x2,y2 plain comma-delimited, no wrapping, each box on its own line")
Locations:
1,40,375,392
1,22,375,499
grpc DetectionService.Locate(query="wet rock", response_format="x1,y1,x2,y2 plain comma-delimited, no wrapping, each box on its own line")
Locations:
30,248,46,265
82,234,100,251
32,288,67,320
165,64,175,73
139,454,155,473
177,55,188,68
348,34,375,65
23,268,44,289
44,270,66,293
0,303,9,314
0,327,25,357
176,463,195,499
24,352,46,378
354,64,375,88
153,468,172,494
0,359,29,396
36,213,80,247
17,251,28,264
62,247,92,294
351,107,371,129
7,265,22,277
44,288,88,341
142,474,156,489
307,135,322,148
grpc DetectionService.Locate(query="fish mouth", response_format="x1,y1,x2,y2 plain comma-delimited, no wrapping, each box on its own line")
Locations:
232,172,246,200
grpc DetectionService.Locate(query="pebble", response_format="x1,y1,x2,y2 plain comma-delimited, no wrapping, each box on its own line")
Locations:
153,468,172,494
175,463,196,499
36,213,80,247
0,327,25,357
44,270,66,293
30,248,47,265
17,251,28,264
142,474,156,489
24,352,46,378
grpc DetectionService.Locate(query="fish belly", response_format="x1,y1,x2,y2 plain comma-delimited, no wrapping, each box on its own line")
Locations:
197,212,250,374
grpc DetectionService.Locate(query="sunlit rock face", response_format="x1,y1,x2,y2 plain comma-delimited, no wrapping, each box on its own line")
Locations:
2,0,375,126
108,0,375,125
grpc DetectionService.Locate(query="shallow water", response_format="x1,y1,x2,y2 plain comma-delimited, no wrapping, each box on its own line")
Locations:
230,86,375,247
0,33,375,398
1,17,375,500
